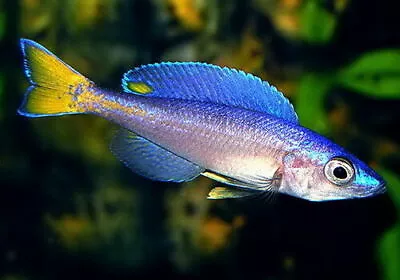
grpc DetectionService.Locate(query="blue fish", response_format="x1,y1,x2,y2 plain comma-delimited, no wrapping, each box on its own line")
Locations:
18,39,385,201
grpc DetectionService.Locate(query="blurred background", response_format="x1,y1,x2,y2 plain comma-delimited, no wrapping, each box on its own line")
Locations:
1,0,400,279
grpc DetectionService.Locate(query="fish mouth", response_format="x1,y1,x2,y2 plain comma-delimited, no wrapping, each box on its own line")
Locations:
305,182,387,201
374,182,387,195
355,181,386,198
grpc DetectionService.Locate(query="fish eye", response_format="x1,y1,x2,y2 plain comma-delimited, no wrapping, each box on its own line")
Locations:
324,157,355,186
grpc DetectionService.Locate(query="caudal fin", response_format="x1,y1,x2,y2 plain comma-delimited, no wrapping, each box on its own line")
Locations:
18,39,93,117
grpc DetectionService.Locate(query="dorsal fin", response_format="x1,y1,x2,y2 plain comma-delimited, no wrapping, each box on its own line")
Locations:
122,62,298,123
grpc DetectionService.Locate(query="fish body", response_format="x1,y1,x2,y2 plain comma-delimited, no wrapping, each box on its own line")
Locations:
89,93,286,181
18,39,385,201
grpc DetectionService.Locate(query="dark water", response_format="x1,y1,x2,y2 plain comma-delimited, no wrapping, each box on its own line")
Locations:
1,1,399,279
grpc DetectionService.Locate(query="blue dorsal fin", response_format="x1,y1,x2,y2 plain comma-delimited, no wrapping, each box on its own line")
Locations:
110,129,205,182
122,62,298,123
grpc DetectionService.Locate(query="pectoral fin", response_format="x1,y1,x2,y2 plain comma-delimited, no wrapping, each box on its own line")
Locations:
201,170,280,191
202,171,243,186
110,129,205,182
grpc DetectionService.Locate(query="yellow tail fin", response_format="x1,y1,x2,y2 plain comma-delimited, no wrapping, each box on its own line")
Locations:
18,39,93,117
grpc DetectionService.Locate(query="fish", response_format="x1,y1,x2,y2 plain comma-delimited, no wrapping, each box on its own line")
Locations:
17,38,386,202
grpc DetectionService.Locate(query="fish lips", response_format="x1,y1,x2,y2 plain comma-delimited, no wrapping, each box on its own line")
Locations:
349,181,386,198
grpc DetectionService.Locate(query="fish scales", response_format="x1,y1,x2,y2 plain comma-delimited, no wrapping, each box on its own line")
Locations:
86,91,287,181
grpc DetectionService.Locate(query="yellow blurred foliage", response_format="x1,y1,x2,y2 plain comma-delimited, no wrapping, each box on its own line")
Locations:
46,183,138,251
334,0,349,13
65,0,120,33
68,0,100,30
374,140,399,162
214,29,298,97
47,214,96,249
21,0,119,36
166,177,246,269
253,0,350,42
253,0,301,40
21,0,53,35
232,215,246,229
196,215,246,254
329,103,350,128
168,0,204,31
197,217,233,253
166,177,212,246
31,115,116,165
274,11,300,39
92,182,138,241
214,29,265,74
280,0,301,9
276,0,302,39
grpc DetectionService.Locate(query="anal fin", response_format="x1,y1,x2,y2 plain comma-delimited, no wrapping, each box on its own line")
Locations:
110,129,204,182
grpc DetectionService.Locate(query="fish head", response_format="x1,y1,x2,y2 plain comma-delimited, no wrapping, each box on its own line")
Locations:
279,146,386,202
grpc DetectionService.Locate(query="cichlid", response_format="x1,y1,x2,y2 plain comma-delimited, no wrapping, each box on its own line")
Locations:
18,39,385,202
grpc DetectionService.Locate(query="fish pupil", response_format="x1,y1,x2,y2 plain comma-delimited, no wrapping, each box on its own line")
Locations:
333,166,347,179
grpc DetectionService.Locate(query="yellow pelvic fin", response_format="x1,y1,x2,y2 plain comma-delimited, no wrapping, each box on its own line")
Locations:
207,187,254,199
19,39,93,117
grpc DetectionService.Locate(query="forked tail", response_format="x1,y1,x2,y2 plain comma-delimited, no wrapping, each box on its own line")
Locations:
18,39,94,117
